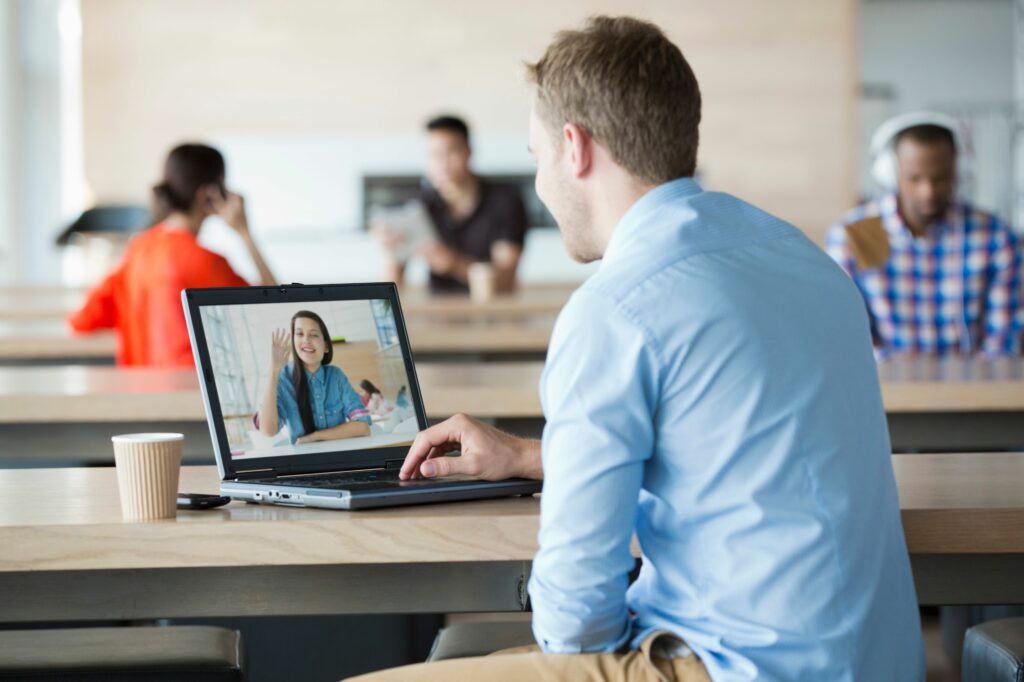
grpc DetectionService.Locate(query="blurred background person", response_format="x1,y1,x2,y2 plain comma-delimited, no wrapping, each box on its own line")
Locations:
826,112,1021,357
67,143,276,366
374,115,527,293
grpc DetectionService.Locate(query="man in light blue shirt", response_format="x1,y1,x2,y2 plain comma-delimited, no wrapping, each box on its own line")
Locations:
354,15,924,682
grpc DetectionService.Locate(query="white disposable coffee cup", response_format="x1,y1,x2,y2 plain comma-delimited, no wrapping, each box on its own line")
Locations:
468,262,496,303
111,433,183,521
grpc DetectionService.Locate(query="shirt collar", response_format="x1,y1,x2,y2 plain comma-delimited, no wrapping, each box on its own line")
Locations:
601,177,702,268
880,192,959,241
303,365,327,384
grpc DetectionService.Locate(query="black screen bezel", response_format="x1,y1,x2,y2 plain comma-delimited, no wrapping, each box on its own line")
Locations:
182,282,428,481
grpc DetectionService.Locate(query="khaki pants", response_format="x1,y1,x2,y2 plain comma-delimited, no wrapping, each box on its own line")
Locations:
346,632,711,682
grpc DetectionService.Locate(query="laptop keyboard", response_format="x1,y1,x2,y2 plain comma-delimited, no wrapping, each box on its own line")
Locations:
251,471,401,490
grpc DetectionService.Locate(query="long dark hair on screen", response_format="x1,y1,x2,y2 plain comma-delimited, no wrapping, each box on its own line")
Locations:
290,310,333,436
151,143,227,225
359,379,381,397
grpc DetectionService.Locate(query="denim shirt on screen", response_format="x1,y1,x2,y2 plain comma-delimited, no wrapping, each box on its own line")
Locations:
275,364,370,442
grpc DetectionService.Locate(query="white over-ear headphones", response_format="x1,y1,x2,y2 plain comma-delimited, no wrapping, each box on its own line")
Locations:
869,111,962,192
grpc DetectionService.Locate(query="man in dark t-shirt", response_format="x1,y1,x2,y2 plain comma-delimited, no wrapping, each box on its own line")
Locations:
377,115,528,293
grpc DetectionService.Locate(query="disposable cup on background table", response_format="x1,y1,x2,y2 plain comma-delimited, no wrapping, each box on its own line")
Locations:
468,262,496,303
111,433,183,521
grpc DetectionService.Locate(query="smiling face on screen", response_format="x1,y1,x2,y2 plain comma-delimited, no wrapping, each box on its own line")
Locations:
291,314,329,372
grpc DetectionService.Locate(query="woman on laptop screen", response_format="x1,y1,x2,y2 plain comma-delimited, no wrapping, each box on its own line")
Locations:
257,310,372,445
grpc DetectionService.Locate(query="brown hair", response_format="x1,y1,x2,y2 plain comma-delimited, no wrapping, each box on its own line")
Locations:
151,143,226,224
290,310,334,437
525,16,701,185
895,124,957,156
359,379,381,396
426,115,470,144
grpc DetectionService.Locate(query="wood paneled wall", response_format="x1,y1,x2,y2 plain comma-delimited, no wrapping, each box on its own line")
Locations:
81,0,856,243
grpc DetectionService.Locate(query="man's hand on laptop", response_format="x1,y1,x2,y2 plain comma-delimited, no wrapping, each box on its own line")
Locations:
400,413,542,481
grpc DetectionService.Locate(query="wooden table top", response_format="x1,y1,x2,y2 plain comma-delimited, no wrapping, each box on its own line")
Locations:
0,288,86,319
894,452,1024,554
0,363,544,422
0,357,1021,424
399,284,574,320
0,453,1019,572
0,317,553,360
408,319,552,353
0,284,577,322
0,465,541,572
878,356,1024,412
0,319,117,360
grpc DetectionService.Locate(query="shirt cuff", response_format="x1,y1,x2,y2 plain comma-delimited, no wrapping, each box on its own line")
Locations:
533,620,633,654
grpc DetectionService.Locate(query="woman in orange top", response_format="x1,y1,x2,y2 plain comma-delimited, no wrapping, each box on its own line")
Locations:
68,143,276,366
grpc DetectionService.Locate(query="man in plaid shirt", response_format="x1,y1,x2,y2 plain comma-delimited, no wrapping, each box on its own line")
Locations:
826,124,1022,356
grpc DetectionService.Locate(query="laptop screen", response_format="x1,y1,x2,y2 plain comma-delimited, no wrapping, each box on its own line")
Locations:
196,297,421,461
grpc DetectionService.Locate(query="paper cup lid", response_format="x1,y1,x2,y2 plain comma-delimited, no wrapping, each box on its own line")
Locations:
111,433,185,444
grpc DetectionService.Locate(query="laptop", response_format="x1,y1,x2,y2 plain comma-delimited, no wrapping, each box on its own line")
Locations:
182,282,542,509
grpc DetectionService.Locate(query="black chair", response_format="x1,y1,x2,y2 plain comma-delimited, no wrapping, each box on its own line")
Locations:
427,619,535,662
963,617,1024,682
0,625,244,681
945,606,1024,672
56,205,150,246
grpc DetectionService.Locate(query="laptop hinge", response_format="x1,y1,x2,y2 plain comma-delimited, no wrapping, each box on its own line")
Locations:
232,464,392,481
232,467,275,480
384,459,405,472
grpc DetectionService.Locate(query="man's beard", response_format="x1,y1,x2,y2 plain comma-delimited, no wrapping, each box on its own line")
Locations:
552,174,600,263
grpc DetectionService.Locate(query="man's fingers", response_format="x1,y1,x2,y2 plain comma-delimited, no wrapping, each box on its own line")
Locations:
399,417,465,480
420,453,469,479
404,446,455,480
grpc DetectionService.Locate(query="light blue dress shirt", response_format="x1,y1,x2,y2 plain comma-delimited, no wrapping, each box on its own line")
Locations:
275,364,370,443
528,178,925,681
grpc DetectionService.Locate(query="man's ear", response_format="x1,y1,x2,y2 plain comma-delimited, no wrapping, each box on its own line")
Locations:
563,123,593,179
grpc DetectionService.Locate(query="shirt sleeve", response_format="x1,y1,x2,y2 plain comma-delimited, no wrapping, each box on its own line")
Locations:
336,368,371,423
492,187,528,247
528,289,659,653
980,220,1022,356
67,272,118,332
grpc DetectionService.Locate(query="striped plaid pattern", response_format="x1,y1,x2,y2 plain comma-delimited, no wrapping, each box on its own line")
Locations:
826,194,1022,356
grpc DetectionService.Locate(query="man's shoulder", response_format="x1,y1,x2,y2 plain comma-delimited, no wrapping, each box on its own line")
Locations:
418,183,441,203
480,180,525,209
561,279,636,331
551,283,661,365
962,203,1017,240
578,195,796,313
572,262,676,337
